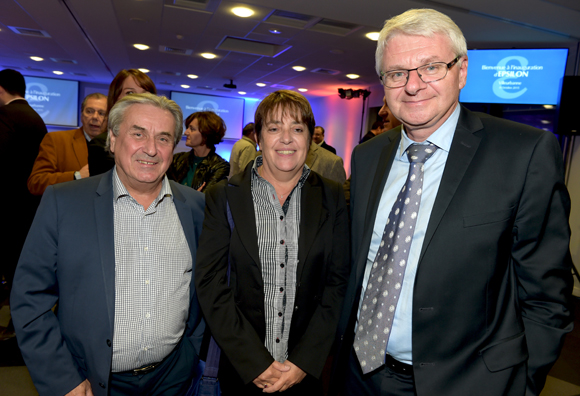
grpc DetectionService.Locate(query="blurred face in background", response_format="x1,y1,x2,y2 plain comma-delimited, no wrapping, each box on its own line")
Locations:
118,76,147,101
184,118,204,149
81,97,107,139
378,96,402,132
312,127,324,144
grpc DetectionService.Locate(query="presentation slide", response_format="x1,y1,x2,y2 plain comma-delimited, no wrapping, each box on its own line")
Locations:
171,91,244,140
24,76,79,127
460,48,568,105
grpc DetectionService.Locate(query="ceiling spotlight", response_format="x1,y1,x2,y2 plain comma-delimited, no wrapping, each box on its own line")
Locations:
187,74,199,79
543,105,555,109
30,56,44,61
53,71,64,75
292,66,306,72
238,91,246,95
224,79,237,89
366,32,380,41
269,29,282,34
256,83,266,87
338,88,371,100
232,7,254,17
298,88,308,92
181,84,190,89
138,68,150,73
133,43,150,50
201,53,217,59
346,74,360,79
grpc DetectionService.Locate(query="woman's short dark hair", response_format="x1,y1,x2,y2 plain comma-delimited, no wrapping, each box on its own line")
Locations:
185,111,226,150
254,90,315,143
107,69,157,113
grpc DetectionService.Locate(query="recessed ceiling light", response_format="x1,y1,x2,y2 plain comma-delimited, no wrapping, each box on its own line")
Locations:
256,83,266,87
181,84,190,89
540,120,551,124
366,32,380,41
133,43,150,50
269,29,282,34
53,71,64,75
232,7,254,17
201,53,217,59
138,68,150,73
292,66,306,72
238,91,246,95
346,74,360,79
543,105,555,109
187,74,199,79
298,88,308,92
30,56,44,61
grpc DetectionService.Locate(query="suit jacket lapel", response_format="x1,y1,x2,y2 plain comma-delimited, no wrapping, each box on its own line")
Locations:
226,168,262,267
305,142,318,169
419,106,483,261
297,174,326,281
73,128,88,167
354,129,401,285
94,170,116,333
171,183,196,303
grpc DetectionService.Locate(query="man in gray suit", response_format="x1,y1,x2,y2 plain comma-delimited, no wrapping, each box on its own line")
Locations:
306,141,346,185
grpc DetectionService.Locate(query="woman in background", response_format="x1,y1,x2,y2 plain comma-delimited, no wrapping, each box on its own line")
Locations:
168,111,229,192
88,68,157,175
195,90,349,395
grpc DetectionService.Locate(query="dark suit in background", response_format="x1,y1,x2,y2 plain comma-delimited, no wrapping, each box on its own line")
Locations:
0,99,46,287
335,106,573,395
320,141,337,154
11,171,205,396
196,164,350,395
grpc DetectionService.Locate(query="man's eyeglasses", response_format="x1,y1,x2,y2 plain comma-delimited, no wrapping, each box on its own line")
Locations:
379,56,460,88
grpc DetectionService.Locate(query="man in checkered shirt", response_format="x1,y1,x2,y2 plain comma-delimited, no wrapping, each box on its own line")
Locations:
11,93,205,396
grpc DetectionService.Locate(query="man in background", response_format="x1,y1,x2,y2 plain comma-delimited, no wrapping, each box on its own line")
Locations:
306,141,346,185
229,122,257,178
12,93,205,396
335,8,573,396
378,96,402,132
0,69,46,314
359,119,385,144
27,92,107,195
313,126,337,154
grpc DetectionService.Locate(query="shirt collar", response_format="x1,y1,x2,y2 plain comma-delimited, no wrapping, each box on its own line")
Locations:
82,128,92,142
4,97,26,106
398,103,460,158
251,155,311,188
112,166,173,205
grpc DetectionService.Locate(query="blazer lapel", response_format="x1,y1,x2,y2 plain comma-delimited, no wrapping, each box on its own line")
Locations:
171,183,196,303
305,142,318,170
354,129,401,285
419,106,483,261
73,128,88,167
226,168,262,267
297,174,326,280
94,170,116,333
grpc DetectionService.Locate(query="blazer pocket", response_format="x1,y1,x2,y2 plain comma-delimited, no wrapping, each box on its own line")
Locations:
463,207,514,228
479,332,528,372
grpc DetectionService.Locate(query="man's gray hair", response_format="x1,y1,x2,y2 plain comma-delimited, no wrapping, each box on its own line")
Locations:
106,93,183,150
375,8,467,76
81,92,106,112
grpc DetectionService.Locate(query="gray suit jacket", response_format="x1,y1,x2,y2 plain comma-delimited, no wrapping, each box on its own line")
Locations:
306,142,346,185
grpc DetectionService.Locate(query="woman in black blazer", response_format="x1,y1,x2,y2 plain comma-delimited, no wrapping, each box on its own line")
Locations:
195,90,350,395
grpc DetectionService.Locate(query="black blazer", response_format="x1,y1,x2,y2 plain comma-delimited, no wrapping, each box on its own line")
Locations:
334,105,573,396
321,141,337,155
195,163,350,385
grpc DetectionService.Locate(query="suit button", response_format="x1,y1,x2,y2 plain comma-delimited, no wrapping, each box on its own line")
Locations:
106,339,111,347
99,382,106,388
294,305,298,311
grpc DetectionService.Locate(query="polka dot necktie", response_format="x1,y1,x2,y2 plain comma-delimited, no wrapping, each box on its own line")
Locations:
354,143,438,374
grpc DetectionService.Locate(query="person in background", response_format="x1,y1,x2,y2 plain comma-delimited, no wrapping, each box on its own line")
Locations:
378,96,402,132
359,119,385,144
195,90,349,395
229,122,258,178
27,93,107,195
168,111,230,192
88,69,157,176
11,93,205,396
0,69,47,326
334,8,573,396
312,126,337,154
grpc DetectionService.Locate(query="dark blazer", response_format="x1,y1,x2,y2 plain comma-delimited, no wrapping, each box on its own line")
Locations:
195,163,350,386
28,127,88,195
11,171,205,396
334,106,573,396
87,130,115,176
0,99,46,285
321,141,337,155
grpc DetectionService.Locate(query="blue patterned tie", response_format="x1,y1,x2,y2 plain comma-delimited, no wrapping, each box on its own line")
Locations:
354,143,438,374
